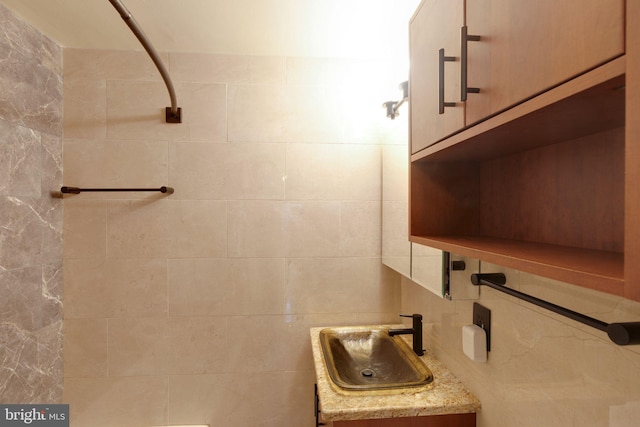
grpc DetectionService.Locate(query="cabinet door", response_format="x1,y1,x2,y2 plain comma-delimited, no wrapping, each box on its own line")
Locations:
465,0,625,125
410,0,464,154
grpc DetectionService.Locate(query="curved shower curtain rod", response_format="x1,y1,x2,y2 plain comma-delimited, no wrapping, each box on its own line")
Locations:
108,0,182,123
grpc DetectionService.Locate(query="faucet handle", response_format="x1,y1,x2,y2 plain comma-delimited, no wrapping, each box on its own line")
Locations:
400,313,422,320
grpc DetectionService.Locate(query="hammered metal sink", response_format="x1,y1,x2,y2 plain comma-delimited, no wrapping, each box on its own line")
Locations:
319,326,433,391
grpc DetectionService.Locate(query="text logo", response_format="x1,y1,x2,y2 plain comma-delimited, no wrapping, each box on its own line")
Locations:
0,405,69,426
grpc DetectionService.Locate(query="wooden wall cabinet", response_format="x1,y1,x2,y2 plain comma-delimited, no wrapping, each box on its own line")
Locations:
410,0,464,153
410,0,625,153
409,1,640,301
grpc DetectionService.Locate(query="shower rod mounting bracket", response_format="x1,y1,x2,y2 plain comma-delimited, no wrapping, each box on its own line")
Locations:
166,107,182,123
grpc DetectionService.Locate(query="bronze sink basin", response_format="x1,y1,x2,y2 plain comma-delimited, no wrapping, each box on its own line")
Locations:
319,326,433,391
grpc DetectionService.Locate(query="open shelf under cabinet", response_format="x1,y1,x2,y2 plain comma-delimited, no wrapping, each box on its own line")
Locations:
410,57,626,297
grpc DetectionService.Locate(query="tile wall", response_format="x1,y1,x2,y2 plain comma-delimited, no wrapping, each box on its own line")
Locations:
62,48,408,426
401,264,640,427
9,6,635,425
0,4,63,403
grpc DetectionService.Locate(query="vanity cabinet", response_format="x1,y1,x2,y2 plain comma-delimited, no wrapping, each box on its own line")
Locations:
333,413,475,427
409,1,640,301
410,0,625,154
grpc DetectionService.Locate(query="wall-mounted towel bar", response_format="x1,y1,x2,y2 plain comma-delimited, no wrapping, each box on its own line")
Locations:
61,186,174,194
471,273,640,346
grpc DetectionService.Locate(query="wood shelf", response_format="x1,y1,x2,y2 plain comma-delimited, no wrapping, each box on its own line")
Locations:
409,58,627,298
410,235,624,296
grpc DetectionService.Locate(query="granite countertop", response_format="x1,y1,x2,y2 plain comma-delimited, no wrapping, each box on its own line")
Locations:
310,326,481,422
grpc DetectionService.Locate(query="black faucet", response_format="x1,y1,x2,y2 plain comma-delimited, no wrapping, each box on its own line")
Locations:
388,313,424,356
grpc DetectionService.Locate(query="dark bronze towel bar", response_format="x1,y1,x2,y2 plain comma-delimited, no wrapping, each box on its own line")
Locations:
471,273,640,346
60,186,174,194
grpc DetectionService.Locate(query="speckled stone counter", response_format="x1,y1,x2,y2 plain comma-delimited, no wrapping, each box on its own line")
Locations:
311,326,481,422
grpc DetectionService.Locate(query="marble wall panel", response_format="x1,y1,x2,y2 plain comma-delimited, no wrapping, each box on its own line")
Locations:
0,7,62,136
0,4,63,403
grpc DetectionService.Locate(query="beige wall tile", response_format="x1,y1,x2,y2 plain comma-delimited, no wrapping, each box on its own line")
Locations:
169,142,285,200
106,199,169,258
284,201,340,257
167,200,227,258
227,84,287,142
64,49,166,81
339,201,381,257
299,312,363,329
62,49,397,426
64,258,167,318
285,57,410,144
382,201,410,263
63,79,106,140
610,402,640,427
63,139,168,197
356,310,402,325
106,80,188,141
227,200,287,257
518,271,637,333
338,144,381,200
286,57,382,86
224,315,315,373
167,373,233,426
63,318,108,378
228,83,352,144
285,143,343,200
63,199,106,259
401,271,640,427
167,316,229,374
285,257,397,314
168,258,285,316
168,372,303,427
282,370,318,427
382,144,409,202
284,84,344,143
108,317,168,376
64,376,168,427
170,53,286,85
91,139,168,190
176,82,227,141
285,143,381,201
